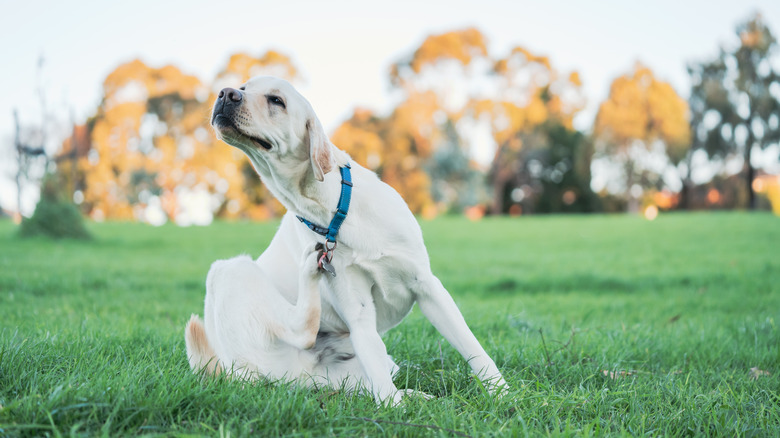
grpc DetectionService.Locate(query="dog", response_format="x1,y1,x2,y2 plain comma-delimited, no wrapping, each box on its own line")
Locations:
185,76,506,405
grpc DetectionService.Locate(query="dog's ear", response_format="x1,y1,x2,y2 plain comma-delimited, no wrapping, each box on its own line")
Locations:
306,117,333,182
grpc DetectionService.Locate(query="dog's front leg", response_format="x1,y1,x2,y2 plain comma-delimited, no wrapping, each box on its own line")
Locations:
415,273,507,393
326,265,400,405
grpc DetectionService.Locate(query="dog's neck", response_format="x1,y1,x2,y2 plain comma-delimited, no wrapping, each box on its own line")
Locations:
296,165,344,224
249,151,345,227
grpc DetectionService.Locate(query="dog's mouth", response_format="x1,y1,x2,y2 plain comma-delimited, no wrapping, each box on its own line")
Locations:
213,115,273,151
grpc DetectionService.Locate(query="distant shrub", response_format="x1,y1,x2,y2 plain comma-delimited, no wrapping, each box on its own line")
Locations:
19,177,91,240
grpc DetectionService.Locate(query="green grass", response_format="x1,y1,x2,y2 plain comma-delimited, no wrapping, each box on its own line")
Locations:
1,212,778,437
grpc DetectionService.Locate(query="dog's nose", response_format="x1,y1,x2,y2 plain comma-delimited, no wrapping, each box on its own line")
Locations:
218,87,243,103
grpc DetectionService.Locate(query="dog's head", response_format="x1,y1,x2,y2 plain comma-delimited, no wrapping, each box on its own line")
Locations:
211,76,334,182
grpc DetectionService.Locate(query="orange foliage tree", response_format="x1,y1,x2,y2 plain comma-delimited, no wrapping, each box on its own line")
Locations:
594,63,690,211
479,46,585,213
331,97,437,215
73,51,300,223
65,31,698,220
335,28,586,215
336,29,492,215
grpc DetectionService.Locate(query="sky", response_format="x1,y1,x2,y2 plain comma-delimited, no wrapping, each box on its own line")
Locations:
1,0,779,215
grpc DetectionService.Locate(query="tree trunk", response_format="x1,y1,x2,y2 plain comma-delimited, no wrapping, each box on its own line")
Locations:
624,158,639,213
70,118,78,199
745,137,756,210
13,110,22,221
679,151,694,210
491,173,508,215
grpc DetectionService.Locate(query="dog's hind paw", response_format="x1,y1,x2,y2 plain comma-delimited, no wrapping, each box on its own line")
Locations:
387,389,434,407
400,389,434,400
484,376,509,397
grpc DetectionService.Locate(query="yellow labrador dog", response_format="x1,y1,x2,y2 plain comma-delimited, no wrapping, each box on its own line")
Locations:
185,76,506,405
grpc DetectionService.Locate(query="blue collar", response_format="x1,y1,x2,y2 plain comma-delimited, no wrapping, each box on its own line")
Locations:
296,164,352,243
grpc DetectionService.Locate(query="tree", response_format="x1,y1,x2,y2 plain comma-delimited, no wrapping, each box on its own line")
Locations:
483,47,586,214
331,104,435,215
13,110,47,221
335,29,492,215
82,59,207,220
489,121,597,215
687,13,780,209
54,119,91,209
334,28,589,216
19,174,91,240
71,50,301,223
594,63,690,211
213,51,300,91
425,119,486,213
12,56,90,237
10,55,57,221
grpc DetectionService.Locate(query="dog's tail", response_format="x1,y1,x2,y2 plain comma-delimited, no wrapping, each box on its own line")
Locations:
184,314,222,376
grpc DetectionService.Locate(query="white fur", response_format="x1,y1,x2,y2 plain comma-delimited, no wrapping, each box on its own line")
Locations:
185,76,506,405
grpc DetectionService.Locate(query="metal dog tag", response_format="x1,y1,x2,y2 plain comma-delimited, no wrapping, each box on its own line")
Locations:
319,258,337,277
315,243,337,277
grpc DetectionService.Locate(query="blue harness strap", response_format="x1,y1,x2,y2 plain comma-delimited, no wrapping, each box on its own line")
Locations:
296,164,352,243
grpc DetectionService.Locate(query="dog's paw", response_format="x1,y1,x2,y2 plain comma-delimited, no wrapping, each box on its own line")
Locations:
300,246,322,277
386,389,434,407
400,389,434,400
302,243,337,277
483,375,509,397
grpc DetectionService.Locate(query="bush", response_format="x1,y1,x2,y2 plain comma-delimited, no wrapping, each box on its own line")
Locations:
19,177,91,240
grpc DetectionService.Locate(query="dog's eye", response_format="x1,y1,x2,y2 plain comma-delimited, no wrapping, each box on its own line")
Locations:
239,86,246,91
267,95,286,109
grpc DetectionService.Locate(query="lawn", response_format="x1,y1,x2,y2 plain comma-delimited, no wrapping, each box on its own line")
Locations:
0,212,778,436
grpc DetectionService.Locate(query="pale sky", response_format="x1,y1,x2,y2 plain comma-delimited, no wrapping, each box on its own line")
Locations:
2,0,779,214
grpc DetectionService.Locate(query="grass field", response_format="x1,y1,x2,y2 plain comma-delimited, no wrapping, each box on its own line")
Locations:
0,212,778,437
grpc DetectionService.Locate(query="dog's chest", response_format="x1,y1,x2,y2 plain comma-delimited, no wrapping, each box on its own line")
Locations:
316,259,417,335
370,278,415,334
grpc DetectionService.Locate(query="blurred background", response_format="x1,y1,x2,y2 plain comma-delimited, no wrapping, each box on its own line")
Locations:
2,0,779,227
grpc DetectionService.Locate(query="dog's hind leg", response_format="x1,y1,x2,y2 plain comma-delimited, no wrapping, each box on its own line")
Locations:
184,314,222,375
413,273,507,393
201,255,319,380
202,256,276,378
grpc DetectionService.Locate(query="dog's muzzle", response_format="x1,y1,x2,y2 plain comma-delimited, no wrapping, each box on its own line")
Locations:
212,87,244,128
211,87,273,151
